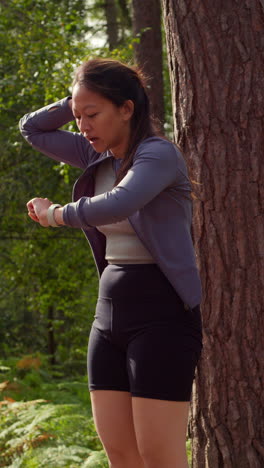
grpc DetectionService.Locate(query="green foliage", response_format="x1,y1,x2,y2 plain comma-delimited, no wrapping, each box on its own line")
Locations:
0,358,108,467
0,399,107,467
0,0,98,362
186,438,192,465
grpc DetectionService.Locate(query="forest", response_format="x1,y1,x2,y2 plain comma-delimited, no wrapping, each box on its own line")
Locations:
1,0,263,467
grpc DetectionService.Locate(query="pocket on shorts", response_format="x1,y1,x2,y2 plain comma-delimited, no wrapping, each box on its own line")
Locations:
93,297,113,333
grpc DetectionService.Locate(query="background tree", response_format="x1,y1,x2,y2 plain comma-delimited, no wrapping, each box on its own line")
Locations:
104,0,119,49
132,0,165,129
91,0,132,49
162,0,264,466
117,0,132,31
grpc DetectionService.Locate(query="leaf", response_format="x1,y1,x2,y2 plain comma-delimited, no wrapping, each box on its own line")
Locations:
16,356,42,370
0,396,16,406
0,381,9,392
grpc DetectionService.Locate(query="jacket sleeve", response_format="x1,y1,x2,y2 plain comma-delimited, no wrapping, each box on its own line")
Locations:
19,97,98,169
63,138,191,228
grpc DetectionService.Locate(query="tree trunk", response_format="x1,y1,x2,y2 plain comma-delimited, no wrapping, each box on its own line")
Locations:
162,1,264,467
104,0,119,50
132,0,164,130
47,305,56,365
117,0,131,29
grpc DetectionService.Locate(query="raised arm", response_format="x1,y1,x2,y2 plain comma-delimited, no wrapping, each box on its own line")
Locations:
61,138,191,227
27,137,191,229
19,97,98,169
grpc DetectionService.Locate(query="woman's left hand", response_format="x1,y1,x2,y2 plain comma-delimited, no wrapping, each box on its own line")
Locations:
27,197,52,227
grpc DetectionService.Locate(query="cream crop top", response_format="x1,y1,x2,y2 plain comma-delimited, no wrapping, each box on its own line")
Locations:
94,157,155,264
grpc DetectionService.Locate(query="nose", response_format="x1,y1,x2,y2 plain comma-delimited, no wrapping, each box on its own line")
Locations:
79,117,92,136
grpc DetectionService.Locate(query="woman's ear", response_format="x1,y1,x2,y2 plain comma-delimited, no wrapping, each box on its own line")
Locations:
121,100,134,121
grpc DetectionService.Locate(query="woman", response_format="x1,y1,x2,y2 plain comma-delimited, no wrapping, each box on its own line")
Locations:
20,58,203,468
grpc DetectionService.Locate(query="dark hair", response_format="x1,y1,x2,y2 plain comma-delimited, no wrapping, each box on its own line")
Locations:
73,58,159,185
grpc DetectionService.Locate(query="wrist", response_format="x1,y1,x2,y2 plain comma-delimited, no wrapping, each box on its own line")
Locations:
54,207,65,226
47,204,64,227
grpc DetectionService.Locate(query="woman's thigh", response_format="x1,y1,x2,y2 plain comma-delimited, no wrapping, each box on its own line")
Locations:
132,396,190,466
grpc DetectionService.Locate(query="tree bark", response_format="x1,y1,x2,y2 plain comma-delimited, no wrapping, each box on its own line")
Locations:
132,0,164,130
104,0,119,50
162,1,264,467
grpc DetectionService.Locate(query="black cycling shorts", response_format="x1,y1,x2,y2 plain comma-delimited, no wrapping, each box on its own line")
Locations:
87,264,203,401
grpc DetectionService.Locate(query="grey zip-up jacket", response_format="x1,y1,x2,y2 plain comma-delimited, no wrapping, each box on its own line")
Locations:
19,97,202,309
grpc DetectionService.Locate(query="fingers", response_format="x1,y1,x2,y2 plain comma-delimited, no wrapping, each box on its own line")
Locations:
26,197,53,227
27,199,39,221
26,198,43,222
28,212,39,222
27,200,35,213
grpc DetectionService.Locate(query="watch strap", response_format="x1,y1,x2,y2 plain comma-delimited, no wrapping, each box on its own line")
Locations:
47,204,62,227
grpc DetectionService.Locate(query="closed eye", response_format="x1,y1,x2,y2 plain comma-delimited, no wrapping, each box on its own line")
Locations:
74,113,98,120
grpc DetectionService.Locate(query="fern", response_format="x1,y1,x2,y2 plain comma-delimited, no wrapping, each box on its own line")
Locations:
0,400,105,467
82,450,108,468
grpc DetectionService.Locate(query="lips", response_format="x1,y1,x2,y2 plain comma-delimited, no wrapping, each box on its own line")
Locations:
89,137,99,143
83,134,99,143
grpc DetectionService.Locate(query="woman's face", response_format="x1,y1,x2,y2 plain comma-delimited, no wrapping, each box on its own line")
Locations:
72,83,133,159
